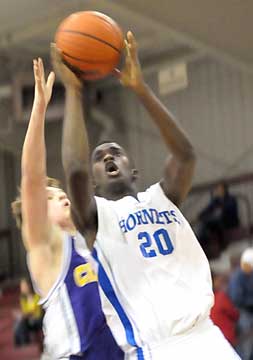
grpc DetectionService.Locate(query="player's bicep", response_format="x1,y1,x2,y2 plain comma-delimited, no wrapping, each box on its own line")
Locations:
21,177,50,250
160,155,196,206
27,225,63,296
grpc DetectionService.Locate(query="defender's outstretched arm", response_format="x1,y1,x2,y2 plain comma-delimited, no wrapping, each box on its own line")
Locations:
21,58,55,249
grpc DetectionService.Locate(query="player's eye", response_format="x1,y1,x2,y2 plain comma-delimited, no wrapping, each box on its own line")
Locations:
94,152,103,162
112,149,121,156
94,155,101,162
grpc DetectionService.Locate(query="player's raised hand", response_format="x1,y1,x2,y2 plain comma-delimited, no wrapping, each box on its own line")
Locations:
50,43,82,89
115,31,144,92
33,58,55,110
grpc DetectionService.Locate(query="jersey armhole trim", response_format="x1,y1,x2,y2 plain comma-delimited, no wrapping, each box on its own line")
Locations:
27,232,72,305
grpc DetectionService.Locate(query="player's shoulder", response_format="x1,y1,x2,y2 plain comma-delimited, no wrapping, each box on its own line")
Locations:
73,231,91,258
95,183,169,206
141,182,163,195
138,182,170,203
94,195,110,205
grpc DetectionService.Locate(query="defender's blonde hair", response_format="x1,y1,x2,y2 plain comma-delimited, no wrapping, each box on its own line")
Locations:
11,177,61,229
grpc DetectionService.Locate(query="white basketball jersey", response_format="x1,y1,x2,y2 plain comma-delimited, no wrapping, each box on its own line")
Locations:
93,183,214,359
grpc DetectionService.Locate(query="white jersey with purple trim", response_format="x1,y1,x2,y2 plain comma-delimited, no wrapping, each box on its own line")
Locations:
93,183,240,359
28,232,124,360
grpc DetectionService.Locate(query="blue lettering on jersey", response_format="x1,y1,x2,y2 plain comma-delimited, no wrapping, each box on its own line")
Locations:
119,208,180,233
126,214,137,231
118,208,179,258
138,228,174,257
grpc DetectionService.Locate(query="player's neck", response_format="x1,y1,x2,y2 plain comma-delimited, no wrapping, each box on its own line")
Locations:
61,220,76,235
101,184,138,200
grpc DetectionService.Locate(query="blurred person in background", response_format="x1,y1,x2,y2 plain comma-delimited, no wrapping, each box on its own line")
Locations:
13,277,43,347
228,248,253,360
197,182,240,258
210,271,239,348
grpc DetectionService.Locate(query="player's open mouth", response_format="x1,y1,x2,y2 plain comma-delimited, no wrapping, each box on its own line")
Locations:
105,161,120,176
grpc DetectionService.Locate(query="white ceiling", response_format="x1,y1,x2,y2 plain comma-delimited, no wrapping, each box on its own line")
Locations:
0,0,252,73
0,0,201,73
118,0,253,73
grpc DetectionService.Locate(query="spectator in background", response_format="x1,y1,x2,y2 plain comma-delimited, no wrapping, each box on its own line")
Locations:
210,271,239,348
198,182,240,257
14,277,43,347
228,248,253,360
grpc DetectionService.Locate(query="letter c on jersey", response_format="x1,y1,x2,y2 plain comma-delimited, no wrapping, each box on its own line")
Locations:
74,263,98,287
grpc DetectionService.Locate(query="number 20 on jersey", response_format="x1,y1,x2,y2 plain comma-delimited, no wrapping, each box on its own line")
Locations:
138,228,174,257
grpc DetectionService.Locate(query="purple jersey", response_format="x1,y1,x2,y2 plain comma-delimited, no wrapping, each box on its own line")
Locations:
34,232,123,359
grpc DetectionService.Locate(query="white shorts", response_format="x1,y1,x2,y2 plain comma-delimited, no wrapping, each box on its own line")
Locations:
126,319,241,360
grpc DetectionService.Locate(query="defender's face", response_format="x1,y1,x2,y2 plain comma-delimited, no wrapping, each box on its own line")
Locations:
91,143,133,189
46,187,71,226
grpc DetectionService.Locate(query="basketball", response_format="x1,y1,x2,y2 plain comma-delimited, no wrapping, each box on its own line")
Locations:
55,11,124,80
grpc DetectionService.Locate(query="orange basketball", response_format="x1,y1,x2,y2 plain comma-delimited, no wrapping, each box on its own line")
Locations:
55,11,124,80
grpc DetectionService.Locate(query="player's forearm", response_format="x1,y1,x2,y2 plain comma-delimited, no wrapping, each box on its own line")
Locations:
21,103,48,247
62,86,90,176
134,82,195,161
62,85,96,235
21,104,47,181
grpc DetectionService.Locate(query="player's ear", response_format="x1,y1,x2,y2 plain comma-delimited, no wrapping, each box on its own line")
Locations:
131,168,139,181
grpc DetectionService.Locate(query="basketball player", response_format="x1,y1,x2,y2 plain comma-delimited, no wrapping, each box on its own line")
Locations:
11,57,123,360
51,32,241,359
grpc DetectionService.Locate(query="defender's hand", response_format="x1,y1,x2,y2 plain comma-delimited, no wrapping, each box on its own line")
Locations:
50,43,82,90
115,31,144,92
33,58,55,110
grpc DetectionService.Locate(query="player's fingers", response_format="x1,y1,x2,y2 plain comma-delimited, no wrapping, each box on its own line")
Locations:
50,42,57,55
124,40,131,58
112,68,121,79
38,57,45,83
33,59,37,69
33,59,40,82
50,43,63,69
124,40,132,68
33,59,44,94
46,71,55,90
127,31,136,46
54,44,63,60
127,31,138,59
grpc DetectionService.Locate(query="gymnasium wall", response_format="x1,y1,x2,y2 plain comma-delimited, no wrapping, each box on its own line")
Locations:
124,57,253,187
1,54,253,275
